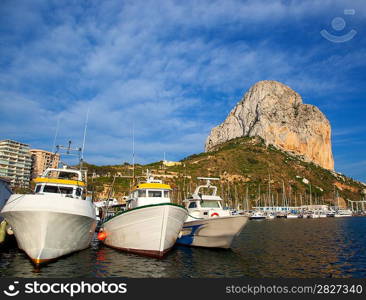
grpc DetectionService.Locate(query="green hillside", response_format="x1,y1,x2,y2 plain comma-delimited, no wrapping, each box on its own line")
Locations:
87,137,365,209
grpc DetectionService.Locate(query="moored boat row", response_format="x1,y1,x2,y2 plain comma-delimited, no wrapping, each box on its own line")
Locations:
247,208,354,220
1,160,249,266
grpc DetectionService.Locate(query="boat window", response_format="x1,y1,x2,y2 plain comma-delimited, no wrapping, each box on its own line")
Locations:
43,185,58,193
58,172,79,180
164,190,169,198
148,190,162,197
138,190,146,197
200,200,220,208
75,188,82,197
35,185,41,193
188,202,197,208
43,185,73,195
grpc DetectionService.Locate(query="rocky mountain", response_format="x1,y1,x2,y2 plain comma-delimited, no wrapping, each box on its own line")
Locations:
205,80,334,170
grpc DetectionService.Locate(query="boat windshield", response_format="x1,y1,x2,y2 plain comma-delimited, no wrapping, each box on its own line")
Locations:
138,190,146,197
43,185,73,195
200,200,220,208
148,190,162,197
135,189,167,198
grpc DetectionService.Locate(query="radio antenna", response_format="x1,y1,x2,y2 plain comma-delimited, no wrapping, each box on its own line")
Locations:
51,117,60,153
132,122,135,183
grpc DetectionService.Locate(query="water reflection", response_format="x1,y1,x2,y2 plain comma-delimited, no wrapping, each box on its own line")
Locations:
1,218,365,278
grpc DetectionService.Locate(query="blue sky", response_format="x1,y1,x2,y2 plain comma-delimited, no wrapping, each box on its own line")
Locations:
0,0,365,182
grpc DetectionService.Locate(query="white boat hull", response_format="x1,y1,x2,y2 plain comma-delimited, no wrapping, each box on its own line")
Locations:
176,215,248,249
102,203,187,257
286,215,298,219
0,194,96,264
334,214,352,217
250,216,266,220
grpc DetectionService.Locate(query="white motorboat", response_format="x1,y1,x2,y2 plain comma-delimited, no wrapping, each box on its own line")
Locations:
99,172,187,258
286,213,298,219
266,213,276,220
249,210,266,220
319,211,327,218
309,212,320,218
334,209,353,217
0,166,96,265
176,177,248,248
326,211,335,217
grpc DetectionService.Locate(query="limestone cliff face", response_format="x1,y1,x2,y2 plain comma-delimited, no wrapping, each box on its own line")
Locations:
205,80,334,170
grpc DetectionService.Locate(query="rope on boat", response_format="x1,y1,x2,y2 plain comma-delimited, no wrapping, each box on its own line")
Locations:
3,194,26,206
187,214,204,220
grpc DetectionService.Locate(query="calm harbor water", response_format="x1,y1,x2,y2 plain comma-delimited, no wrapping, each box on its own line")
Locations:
1,217,365,278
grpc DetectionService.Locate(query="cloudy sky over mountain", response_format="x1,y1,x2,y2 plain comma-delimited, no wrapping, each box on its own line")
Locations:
0,0,365,181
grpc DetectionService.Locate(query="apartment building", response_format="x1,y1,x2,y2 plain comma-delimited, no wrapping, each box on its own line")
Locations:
0,139,32,187
30,149,60,178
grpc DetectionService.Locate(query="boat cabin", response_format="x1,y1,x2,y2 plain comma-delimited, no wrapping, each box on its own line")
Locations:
127,176,171,209
33,167,86,200
183,177,230,219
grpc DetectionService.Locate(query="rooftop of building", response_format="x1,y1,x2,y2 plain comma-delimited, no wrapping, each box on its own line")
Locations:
0,139,29,147
30,149,60,155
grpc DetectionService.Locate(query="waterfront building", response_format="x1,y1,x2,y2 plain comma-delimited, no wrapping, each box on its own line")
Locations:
0,139,32,187
30,149,60,178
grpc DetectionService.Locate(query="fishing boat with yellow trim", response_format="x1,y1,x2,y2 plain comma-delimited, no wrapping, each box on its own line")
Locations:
98,171,187,258
0,165,96,265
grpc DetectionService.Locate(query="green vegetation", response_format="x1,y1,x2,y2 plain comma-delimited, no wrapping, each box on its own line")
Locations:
86,137,365,207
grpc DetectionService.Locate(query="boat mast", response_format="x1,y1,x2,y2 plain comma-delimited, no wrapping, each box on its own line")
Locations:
267,173,271,209
282,180,285,208
102,174,117,223
132,123,135,185
246,185,249,210
80,107,90,169
309,183,312,206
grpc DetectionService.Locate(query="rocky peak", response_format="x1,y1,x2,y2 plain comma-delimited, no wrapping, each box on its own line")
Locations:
205,80,334,170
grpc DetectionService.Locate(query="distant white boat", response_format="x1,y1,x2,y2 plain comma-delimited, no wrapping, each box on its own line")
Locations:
309,212,320,218
326,211,335,217
334,209,353,217
286,213,298,219
266,213,275,220
319,212,327,218
250,210,266,220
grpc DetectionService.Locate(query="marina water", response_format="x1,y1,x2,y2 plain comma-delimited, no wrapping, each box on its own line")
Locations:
1,217,365,278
